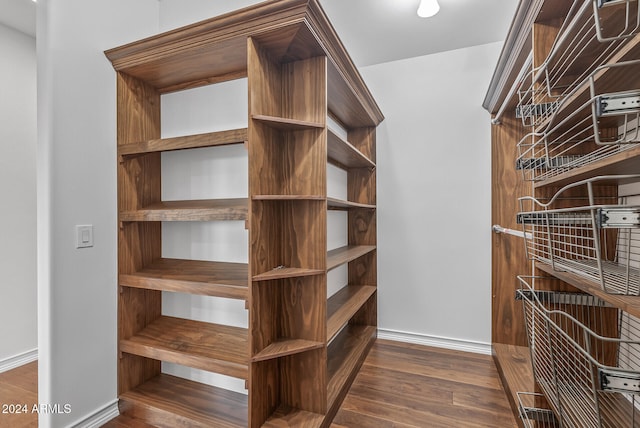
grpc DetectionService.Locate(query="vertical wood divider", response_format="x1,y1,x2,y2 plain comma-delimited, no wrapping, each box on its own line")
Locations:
347,127,377,328
116,73,162,394
248,35,329,425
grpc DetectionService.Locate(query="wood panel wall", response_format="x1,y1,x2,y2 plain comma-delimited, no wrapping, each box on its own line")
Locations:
491,115,531,346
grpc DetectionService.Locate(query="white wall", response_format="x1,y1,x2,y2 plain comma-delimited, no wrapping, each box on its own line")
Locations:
37,1,159,426
0,24,37,365
159,0,261,31
360,42,501,349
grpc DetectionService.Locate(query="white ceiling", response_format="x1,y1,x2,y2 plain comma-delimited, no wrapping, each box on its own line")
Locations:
0,0,35,37
0,0,518,67
320,0,518,67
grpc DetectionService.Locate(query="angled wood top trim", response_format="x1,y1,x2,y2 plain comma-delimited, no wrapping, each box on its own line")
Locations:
105,0,309,70
104,0,383,126
483,0,544,114
304,0,384,125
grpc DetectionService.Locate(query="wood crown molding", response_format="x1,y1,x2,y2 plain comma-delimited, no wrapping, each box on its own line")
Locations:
483,0,544,114
105,0,383,126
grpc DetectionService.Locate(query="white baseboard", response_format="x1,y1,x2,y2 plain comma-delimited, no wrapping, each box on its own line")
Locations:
377,328,491,355
0,348,38,373
70,399,119,428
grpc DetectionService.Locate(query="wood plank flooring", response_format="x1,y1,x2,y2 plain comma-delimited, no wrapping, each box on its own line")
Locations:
332,340,517,427
0,361,38,428
0,341,517,427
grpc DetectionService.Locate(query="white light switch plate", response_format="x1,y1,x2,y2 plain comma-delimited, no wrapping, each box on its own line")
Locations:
76,225,93,248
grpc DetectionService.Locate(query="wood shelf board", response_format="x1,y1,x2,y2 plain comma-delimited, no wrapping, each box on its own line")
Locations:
327,286,376,341
119,198,248,222
597,392,640,428
533,145,640,188
536,262,640,318
119,258,248,300
327,197,375,210
327,324,376,408
251,338,325,362
252,195,325,201
118,128,248,156
327,245,376,271
492,343,537,425
252,267,325,282
120,316,248,379
262,405,324,428
119,373,247,428
252,114,324,130
327,129,375,169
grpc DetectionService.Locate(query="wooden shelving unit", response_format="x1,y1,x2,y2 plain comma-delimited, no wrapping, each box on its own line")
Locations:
486,1,640,426
105,1,383,426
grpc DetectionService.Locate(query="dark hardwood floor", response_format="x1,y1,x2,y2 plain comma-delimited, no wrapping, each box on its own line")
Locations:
0,341,517,427
332,339,517,427
0,361,38,428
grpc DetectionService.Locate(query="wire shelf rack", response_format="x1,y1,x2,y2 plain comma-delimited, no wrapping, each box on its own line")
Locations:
518,275,640,427
517,392,561,427
516,0,639,128
516,59,640,182
518,176,640,295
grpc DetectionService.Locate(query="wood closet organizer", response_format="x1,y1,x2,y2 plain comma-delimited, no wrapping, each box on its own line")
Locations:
104,1,383,426
486,0,640,426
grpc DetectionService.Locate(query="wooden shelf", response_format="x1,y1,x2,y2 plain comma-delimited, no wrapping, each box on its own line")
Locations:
251,339,324,362
118,128,247,157
536,262,640,318
252,267,325,282
327,245,376,271
327,197,375,210
327,129,375,169
119,258,248,300
252,195,324,201
253,195,375,209
327,325,376,408
120,316,248,379
119,373,248,428
492,343,538,423
263,405,324,428
119,198,248,222
252,114,324,130
327,286,376,341
533,145,640,188
596,392,640,428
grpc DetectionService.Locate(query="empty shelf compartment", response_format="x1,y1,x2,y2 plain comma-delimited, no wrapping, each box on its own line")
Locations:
120,316,248,379
119,373,248,428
